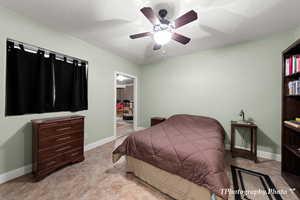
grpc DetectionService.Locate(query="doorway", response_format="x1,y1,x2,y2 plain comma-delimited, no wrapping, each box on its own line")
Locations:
114,72,137,138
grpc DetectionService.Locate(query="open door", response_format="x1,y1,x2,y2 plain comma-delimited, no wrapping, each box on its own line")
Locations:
114,72,137,138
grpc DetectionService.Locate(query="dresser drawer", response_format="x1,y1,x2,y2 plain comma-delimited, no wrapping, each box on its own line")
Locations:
39,120,83,130
39,118,83,129
38,154,66,170
38,139,83,160
39,123,83,139
39,131,83,150
37,166,58,178
65,148,84,162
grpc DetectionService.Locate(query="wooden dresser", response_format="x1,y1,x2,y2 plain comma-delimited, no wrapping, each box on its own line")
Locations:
32,115,85,181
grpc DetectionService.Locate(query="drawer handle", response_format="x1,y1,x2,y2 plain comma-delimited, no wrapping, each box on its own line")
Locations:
56,136,71,141
71,152,79,156
56,146,71,152
56,127,72,132
46,161,56,166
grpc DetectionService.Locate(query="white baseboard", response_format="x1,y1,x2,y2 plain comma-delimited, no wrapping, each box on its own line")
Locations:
0,135,117,185
225,144,281,162
0,164,32,185
84,136,116,152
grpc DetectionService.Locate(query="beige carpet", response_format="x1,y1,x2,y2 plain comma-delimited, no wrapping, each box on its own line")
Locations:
0,136,297,200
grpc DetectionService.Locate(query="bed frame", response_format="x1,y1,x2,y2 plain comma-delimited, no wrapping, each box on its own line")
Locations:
126,156,222,200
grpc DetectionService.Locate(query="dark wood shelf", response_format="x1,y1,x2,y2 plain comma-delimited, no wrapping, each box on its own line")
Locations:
282,172,300,197
285,72,300,79
282,38,300,199
283,39,300,54
286,95,300,97
284,144,300,159
284,123,300,133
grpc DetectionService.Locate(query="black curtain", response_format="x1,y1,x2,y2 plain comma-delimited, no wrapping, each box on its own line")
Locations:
54,56,74,111
35,50,55,113
71,61,88,111
81,62,88,110
6,41,54,115
6,41,88,116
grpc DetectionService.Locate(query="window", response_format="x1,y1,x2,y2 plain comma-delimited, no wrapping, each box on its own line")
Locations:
5,40,88,116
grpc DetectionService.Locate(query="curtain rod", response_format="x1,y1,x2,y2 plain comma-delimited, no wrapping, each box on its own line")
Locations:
7,38,88,65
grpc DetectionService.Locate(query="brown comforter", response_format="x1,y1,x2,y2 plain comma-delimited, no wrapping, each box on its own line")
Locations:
113,114,229,199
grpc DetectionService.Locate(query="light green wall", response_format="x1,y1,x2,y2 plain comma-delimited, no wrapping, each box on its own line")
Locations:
294,26,300,40
0,7,141,175
140,31,297,155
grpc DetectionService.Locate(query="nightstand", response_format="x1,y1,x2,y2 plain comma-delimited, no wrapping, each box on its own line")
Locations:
231,121,258,163
151,117,166,126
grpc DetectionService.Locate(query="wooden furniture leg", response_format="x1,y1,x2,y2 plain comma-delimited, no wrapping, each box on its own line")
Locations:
254,128,257,163
231,125,235,158
251,128,254,159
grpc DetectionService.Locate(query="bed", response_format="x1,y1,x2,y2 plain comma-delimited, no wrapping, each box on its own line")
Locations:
113,114,229,200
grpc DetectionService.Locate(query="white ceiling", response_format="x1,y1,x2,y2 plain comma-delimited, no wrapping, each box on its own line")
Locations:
1,0,300,64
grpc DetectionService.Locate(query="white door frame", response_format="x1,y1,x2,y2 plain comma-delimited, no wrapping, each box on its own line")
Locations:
113,71,138,137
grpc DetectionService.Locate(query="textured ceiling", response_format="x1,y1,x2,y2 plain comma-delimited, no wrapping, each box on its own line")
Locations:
1,0,300,64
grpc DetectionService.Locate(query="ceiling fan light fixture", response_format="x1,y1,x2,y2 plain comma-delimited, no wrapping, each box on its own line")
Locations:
153,30,172,45
129,7,198,50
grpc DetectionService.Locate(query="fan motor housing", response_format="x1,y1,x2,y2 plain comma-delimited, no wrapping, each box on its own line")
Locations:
159,9,168,19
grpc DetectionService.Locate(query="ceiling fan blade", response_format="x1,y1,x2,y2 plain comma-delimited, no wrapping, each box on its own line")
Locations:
153,44,162,50
140,7,160,25
172,33,191,45
130,32,152,39
174,10,198,29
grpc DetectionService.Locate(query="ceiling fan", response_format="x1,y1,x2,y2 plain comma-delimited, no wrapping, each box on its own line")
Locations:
130,7,198,50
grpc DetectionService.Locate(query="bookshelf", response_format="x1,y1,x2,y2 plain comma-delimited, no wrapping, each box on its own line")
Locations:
282,39,300,198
